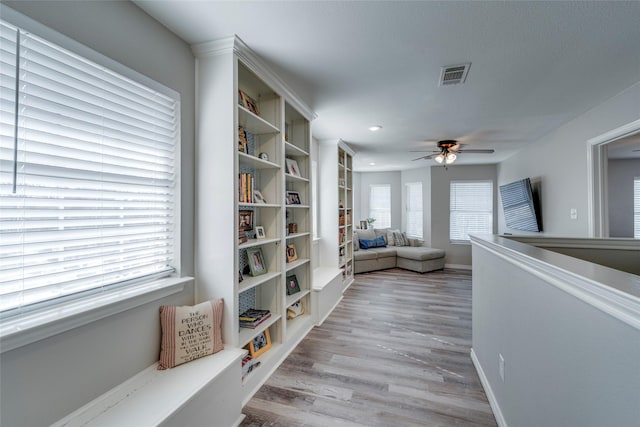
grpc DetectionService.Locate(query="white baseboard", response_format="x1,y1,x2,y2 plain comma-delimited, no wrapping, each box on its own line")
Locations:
445,263,472,270
470,348,507,427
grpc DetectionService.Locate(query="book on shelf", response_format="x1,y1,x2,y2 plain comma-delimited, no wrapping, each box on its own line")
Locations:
239,308,271,329
239,173,254,203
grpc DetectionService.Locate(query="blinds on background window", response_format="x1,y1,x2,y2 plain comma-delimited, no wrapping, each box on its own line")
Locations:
406,182,423,238
450,181,493,242
369,184,391,228
0,20,179,315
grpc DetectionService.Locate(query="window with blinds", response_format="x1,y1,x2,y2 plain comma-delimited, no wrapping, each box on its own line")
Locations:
634,177,640,239
450,181,493,242
369,184,391,228
0,20,179,316
406,182,423,238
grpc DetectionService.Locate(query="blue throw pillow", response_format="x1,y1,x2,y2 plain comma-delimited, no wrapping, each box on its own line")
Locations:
374,235,387,247
359,239,377,249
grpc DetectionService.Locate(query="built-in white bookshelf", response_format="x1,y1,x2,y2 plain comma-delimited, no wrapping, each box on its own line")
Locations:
192,36,315,404
318,140,355,289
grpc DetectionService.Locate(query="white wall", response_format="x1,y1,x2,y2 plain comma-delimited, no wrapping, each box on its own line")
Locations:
608,158,640,238
357,171,402,229
498,81,640,237
353,171,362,225
401,167,432,245
472,236,640,427
0,2,196,426
431,164,498,267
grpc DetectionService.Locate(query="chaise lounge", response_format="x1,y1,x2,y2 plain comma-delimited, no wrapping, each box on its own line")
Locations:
353,228,445,274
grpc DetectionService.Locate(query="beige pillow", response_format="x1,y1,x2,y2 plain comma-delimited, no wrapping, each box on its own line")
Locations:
158,298,224,370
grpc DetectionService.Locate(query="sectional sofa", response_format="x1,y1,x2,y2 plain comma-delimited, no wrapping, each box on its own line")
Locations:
353,228,445,274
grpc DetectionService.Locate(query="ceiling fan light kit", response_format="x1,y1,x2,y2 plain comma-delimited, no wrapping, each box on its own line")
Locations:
411,139,495,165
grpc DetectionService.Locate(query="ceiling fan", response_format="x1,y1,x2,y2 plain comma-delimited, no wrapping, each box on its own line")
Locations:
411,140,495,165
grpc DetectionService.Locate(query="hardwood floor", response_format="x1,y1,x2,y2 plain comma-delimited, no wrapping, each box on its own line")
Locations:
240,268,497,427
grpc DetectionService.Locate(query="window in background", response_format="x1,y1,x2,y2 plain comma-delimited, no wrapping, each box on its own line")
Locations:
369,184,391,228
406,182,423,239
0,20,179,316
634,177,640,239
450,181,493,242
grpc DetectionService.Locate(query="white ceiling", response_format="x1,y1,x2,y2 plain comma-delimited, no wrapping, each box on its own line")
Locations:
134,1,640,171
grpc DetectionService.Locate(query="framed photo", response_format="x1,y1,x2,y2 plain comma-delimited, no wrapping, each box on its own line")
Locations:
285,158,301,177
286,191,301,205
248,329,271,358
286,243,298,263
286,274,301,296
238,126,248,153
238,90,259,115
246,247,267,276
238,210,254,232
253,190,266,204
255,226,266,239
238,270,244,283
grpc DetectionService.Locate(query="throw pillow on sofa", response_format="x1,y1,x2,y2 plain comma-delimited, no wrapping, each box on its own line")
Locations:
359,238,377,249
374,235,387,247
359,235,387,249
387,230,409,246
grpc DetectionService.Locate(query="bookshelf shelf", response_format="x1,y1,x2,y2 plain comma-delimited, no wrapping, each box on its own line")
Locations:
238,152,280,169
285,258,311,272
238,314,282,349
238,271,281,293
286,289,311,308
286,232,310,240
285,173,309,183
284,141,309,157
239,237,281,250
238,106,280,135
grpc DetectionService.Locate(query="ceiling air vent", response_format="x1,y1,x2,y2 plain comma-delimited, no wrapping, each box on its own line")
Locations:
439,63,471,86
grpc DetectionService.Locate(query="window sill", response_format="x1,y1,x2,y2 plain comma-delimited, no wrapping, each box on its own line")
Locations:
0,276,193,353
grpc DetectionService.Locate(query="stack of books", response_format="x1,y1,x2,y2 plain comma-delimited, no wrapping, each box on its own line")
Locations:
239,308,271,329
242,354,260,380
239,173,253,203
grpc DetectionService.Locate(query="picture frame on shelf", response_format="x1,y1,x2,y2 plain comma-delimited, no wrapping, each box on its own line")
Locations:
286,274,301,295
239,210,254,232
246,247,267,276
253,190,266,204
286,243,298,263
238,90,259,115
247,329,271,358
238,126,248,153
255,226,266,239
285,158,301,177
286,191,301,205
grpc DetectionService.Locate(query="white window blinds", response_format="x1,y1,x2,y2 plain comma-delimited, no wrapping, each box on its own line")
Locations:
369,184,391,228
0,21,178,315
450,181,493,242
634,177,640,239
406,182,423,238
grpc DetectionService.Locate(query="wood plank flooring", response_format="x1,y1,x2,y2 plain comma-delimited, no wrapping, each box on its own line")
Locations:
240,268,497,427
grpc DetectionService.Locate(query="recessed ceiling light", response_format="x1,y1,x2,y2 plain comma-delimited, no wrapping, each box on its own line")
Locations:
369,162,376,166
368,125,382,132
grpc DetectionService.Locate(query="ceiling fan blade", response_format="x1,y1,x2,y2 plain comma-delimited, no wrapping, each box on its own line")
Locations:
458,149,495,154
409,150,438,153
412,154,436,161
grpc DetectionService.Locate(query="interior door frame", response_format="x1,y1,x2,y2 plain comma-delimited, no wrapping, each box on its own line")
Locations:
587,118,640,237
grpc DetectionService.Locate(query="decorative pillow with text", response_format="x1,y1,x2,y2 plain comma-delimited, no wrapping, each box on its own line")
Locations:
158,298,224,370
